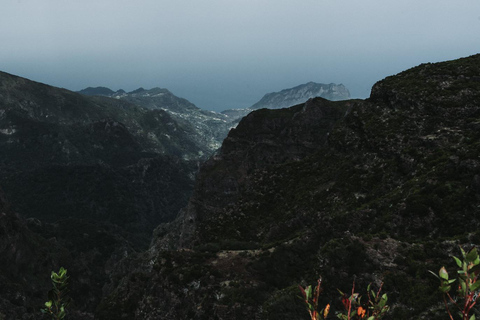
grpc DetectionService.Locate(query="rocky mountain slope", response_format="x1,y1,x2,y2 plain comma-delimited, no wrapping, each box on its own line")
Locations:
0,71,204,318
79,86,233,153
222,82,351,121
95,54,480,319
250,82,350,110
0,71,204,243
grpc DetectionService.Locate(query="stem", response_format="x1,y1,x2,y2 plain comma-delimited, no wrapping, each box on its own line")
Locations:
347,280,355,320
444,295,455,320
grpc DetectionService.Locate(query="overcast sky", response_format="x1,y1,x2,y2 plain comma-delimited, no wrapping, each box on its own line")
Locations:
2,0,480,111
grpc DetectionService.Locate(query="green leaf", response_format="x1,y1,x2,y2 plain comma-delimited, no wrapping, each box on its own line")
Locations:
45,300,52,308
439,267,449,280
453,256,463,268
440,284,451,293
469,314,476,320
305,286,312,300
467,248,478,263
470,280,480,292
470,264,480,275
428,270,440,279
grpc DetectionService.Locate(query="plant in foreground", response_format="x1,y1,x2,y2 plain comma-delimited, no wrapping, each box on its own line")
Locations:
41,267,70,320
300,277,389,319
299,277,330,319
430,246,480,320
337,281,389,320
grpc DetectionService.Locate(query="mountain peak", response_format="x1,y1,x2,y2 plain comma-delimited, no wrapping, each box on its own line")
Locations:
128,87,146,94
77,86,115,96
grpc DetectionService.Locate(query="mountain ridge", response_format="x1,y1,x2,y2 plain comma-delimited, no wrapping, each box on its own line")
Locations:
96,53,480,319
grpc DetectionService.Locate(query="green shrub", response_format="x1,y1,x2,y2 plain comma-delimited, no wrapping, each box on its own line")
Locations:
41,267,70,320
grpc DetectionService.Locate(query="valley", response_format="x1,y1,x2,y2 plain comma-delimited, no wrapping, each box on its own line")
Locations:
0,54,480,319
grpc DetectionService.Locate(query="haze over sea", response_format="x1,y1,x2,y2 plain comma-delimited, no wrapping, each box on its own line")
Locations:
2,0,480,111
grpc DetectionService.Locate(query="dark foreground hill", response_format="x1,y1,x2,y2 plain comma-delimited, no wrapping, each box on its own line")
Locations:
0,72,203,318
95,54,480,319
0,71,204,246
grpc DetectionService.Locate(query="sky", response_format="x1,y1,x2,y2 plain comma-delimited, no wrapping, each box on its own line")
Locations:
2,0,480,111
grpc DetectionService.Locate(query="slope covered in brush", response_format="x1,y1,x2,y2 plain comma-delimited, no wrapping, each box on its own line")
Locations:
97,54,480,320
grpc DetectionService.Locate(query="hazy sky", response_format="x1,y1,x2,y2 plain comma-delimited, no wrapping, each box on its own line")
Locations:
2,1,480,111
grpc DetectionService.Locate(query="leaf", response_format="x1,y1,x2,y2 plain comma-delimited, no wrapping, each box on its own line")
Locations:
440,285,451,293
453,256,463,268
305,285,312,300
470,280,480,292
428,270,440,279
299,285,306,299
467,248,478,263
469,314,476,320
439,267,449,280
470,264,480,275
45,300,52,308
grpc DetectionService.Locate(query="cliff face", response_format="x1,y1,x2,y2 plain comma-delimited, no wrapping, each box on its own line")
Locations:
97,54,480,319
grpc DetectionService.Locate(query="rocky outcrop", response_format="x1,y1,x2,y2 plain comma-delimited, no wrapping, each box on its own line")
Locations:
98,54,480,319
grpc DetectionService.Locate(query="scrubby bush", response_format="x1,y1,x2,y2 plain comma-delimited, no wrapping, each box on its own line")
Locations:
299,277,389,319
41,267,70,320
430,246,480,320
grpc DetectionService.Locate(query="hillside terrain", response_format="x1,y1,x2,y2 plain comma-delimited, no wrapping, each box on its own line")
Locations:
79,86,233,153
0,72,203,318
0,54,479,319
96,54,480,319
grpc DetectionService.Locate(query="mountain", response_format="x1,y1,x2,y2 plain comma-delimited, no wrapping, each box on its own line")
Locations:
250,82,350,110
96,54,480,319
78,86,234,152
221,81,351,121
0,70,208,245
78,86,117,96
0,71,211,318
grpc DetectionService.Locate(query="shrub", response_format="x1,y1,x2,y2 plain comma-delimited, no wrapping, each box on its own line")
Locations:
430,246,480,320
299,277,389,319
41,267,70,320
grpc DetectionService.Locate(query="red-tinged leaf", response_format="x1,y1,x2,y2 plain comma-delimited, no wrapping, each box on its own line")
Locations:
342,296,350,310
299,285,306,299
439,267,449,280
